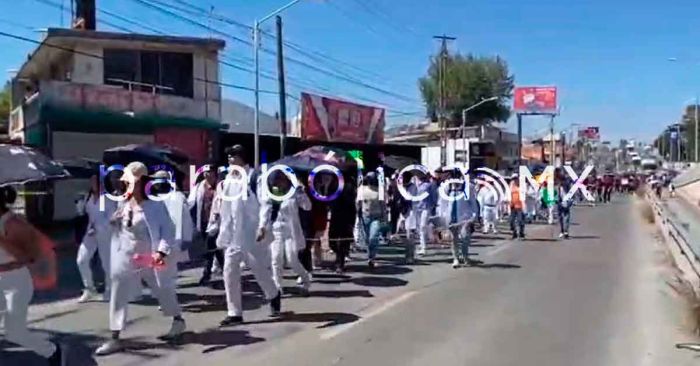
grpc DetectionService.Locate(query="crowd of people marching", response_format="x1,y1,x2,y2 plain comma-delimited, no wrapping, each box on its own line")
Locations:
0,144,624,363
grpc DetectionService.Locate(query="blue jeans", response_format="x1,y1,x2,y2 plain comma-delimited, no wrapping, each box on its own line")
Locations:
558,206,571,233
363,218,383,260
509,209,525,237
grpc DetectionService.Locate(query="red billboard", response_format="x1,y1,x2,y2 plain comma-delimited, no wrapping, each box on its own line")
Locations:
578,127,600,140
513,86,558,114
300,93,385,144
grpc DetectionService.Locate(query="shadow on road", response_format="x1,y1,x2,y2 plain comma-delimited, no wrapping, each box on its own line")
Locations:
240,311,360,329
351,276,408,288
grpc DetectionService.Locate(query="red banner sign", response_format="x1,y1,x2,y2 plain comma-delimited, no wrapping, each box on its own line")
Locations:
300,93,385,144
513,86,557,114
578,127,600,140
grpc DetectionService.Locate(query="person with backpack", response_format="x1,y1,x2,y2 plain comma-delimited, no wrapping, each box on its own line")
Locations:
217,145,281,327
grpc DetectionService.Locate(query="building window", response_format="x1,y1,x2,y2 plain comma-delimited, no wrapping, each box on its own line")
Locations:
103,49,193,98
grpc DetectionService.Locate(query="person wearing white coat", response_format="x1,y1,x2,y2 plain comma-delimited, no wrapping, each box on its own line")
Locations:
218,145,281,327
77,174,116,303
477,186,500,234
436,178,479,268
260,171,312,295
95,162,186,356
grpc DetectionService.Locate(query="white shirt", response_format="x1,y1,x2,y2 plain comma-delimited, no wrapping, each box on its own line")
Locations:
121,204,152,255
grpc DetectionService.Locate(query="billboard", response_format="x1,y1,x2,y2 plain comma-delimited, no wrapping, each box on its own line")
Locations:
300,93,385,144
513,86,558,114
578,127,600,140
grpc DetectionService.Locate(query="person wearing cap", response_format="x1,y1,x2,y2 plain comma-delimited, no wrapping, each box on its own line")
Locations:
95,162,186,356
187,163,224,285
76,173,117,303
217,145,281,326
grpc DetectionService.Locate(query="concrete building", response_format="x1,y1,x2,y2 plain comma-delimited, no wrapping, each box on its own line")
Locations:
7,27,226,221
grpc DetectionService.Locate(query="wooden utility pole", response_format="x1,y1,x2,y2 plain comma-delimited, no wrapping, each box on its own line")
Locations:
433,34,456,166
276,16,287,158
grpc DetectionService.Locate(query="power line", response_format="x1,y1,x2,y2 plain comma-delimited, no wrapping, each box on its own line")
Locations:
31,0,133,33
98,8,167,35
129,0,421,105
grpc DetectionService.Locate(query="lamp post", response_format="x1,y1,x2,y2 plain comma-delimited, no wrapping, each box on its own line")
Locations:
254,0,305,167
460,97,498,167
667,58,699,163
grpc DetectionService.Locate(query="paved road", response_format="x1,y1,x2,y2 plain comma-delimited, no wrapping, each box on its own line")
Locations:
2,196,698,365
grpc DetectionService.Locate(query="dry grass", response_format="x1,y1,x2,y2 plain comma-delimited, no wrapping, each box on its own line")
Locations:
639,201,656,224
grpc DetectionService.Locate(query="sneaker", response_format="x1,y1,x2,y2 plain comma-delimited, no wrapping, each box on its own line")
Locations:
48,342,64,366
564,232,570,239
219,316,244,327
95,339,123,356
367,259,375,269
417,249,426,256
297,285,310,297
159,318,186,341
452,259,460,269
269,291,282,317
78,289,99,303
464,259,482,267
558,233,565,239
198,275,211,287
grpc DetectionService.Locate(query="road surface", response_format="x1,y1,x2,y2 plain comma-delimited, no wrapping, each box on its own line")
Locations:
2,195,698,365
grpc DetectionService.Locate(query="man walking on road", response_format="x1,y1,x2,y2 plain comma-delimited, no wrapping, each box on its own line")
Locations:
509,175,526,240
217,145,281,327
557,177,573,239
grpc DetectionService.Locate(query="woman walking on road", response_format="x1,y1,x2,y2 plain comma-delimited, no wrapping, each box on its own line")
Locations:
76,174,116,303
0,186,65,365
95,162,186,356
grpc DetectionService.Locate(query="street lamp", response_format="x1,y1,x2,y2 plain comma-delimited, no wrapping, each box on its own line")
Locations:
667,57,699,163
253,0,306,167
460,97,498,165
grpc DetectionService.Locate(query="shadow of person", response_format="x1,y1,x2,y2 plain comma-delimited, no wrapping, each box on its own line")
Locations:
351,276,408,288
240,311,360,329
180,293,265,314
343,264,413,276
306,289,374,298
473,263,521,269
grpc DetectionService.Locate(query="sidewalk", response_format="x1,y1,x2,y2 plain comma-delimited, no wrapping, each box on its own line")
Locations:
2,220,556,366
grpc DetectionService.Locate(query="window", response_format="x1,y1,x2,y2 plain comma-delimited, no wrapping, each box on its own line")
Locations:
103,49,193,98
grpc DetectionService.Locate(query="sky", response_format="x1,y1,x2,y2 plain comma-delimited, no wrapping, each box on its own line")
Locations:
1,0,700,144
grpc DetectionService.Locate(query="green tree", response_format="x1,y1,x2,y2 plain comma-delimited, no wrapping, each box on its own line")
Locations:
0,83,10,134
419,52,514,127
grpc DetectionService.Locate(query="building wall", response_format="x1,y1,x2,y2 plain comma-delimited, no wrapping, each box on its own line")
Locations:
71,43,103,85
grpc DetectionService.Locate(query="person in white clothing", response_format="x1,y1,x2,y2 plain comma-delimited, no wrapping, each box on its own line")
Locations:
95,162,186,356
218,145,281,327
261,170,312,295
477,185,499,234
0,186,64,365
436,174,479,268
76,174,116,303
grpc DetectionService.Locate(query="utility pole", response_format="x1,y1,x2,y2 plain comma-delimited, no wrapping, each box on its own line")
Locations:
517,114,523,167
549,115,556,166
695,96,698,162
433,34,456,166
276,16,287,158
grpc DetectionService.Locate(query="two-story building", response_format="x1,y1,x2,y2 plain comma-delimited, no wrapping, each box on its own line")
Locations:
7,27,226,221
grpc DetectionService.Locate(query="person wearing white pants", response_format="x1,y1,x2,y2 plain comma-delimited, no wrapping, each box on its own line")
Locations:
0,186,64,365
218,145,281,327
95,162,186,356
477,186,499,234
76,175,115,303
262,172,312,295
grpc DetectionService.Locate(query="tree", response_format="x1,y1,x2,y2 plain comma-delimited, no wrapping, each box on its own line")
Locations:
418,52,514,128
0,83,10,134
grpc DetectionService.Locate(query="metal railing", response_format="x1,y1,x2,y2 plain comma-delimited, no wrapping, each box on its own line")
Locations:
649,194,700,279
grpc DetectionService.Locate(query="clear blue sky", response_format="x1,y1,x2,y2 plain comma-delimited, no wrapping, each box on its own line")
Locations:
1,0,699,143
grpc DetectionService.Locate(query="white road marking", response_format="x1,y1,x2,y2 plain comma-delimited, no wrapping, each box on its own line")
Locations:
320,291,417,340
